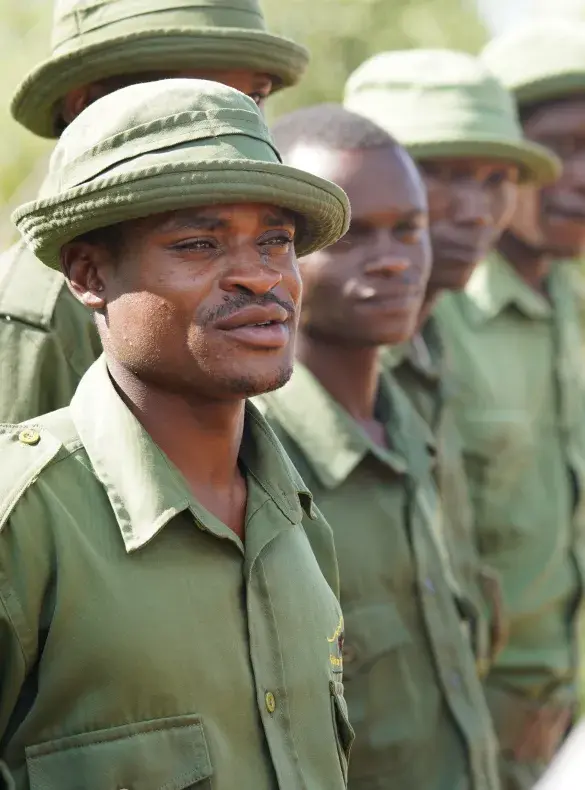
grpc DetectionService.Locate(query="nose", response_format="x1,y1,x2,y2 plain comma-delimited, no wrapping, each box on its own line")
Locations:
219,253,283,296
363,228,411,276
452,183,491,226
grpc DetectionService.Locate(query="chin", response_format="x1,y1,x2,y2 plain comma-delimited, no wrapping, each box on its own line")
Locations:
542,224,585,259
225,363,294,398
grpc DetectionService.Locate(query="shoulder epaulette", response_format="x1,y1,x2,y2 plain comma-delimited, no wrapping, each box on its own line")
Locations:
0,410,77,530
0,243,65,331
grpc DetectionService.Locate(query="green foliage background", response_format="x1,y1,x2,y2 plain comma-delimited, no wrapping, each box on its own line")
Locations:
0,0,486,244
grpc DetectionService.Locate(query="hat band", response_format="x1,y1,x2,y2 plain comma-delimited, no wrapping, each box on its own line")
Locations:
56,107,279,189
53,1,266,52
346,88,524,142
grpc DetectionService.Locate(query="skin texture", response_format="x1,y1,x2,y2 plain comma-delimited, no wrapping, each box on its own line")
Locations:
284,142,431,445
418,157,520,309
61,202,300,538
502,96,585,291
60,68,273,127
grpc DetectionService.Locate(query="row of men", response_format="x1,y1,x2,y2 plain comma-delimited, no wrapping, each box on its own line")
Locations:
1,2,585,789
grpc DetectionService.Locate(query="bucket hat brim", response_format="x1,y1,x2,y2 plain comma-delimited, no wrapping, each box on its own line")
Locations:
12,27,309,139
511,72,585,109
405,136,561,185
12,160,350,270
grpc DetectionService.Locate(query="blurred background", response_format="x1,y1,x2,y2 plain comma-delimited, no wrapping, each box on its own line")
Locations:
5,0,585,248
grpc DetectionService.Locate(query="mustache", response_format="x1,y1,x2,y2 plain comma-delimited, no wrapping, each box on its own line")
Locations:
201,291,296,326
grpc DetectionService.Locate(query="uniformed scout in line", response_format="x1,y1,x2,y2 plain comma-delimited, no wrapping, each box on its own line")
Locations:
0,0,308,422
429,22,585,790
344,51,560,676
0,79,352,789
410,23,585,790
259,103,500,790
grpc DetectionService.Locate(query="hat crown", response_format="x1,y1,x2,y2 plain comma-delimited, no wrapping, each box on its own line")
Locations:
52,0,267,53
47,78,278,195
482,20,585,101
345,48,522,146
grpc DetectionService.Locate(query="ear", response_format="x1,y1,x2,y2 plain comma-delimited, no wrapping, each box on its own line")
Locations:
60,241,110,311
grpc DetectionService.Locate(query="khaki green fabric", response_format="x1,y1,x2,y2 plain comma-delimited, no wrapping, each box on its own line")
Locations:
435,254,585,705
344,49,560,185
0,243,101,422
383,320,502,678
258,364,500,790
12,0,309,138
0,355,351,790
482,21,585,108
14,79,350,269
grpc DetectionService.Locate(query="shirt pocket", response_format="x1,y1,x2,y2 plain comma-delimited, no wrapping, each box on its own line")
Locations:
329,680,355,786
341,602,411,682
25,714,213,790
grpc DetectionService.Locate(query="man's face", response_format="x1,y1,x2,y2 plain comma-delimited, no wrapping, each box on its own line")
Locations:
67,203,301,400
286,143,431,347
418,157,520,296
60,68,273,126
518,96,585,257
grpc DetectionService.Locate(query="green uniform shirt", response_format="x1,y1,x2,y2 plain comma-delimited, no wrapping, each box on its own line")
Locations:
435,254,585,700
385,320,502,676
258,364,499,790
0,356,352,790
0,244,101,422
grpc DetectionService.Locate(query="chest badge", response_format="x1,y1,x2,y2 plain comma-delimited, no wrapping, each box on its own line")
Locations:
327,615,344,674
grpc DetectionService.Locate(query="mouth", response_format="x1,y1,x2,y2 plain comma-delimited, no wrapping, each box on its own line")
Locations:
214,304,292,349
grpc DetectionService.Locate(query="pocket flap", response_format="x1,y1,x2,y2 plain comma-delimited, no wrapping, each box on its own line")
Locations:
342,602,410,677
26,715,212,790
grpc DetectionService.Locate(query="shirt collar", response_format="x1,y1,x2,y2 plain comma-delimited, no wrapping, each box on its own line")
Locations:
259,362,434,489
70,356,312,553
463,253,553,324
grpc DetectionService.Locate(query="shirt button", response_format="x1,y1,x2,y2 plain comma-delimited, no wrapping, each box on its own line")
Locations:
18,429,40,446
265,691,276,713
424,578,436,594
450,671,462,690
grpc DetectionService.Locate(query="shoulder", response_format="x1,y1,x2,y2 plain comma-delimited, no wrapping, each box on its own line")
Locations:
0,243,66,331
0,410,82,533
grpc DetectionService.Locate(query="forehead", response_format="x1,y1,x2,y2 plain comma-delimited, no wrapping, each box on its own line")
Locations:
522,95,585,137
286,143,426,216
419,156,518,175
123,204,296,234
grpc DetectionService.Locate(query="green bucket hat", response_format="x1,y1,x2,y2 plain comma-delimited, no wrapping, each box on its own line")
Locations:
12,79,350,269
482,20,585,108
344,49,560,185
12,0,309,139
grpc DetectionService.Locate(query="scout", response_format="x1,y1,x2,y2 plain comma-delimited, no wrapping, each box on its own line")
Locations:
0,79,351,789
427,22,585,790
260,102,500,790
0,0,308,422
344,51,560,674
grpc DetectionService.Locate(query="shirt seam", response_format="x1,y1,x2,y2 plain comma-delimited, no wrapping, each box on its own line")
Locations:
0,581,29,674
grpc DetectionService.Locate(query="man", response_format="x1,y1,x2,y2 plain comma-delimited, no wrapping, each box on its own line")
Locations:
260,102,500,790
344,50,560,674
0,79,351,789
428,23,585,790
0,0,308,422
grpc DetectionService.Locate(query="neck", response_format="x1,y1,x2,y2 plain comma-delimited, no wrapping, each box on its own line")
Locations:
296,334,379,422
497,231,552,293
417,289,441,329
107,358,245,491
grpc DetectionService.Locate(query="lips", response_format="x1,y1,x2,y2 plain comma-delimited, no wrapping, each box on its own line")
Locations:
214,303,291,349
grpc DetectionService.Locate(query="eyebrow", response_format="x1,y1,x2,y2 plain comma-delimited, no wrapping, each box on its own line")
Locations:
157,208,296,234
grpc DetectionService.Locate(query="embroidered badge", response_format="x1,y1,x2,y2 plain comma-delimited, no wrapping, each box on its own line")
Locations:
327,615,344,674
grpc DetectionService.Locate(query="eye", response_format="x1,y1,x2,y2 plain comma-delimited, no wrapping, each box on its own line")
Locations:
259,231,294,251
171,238,217,252
394,217,427,242
485,170,506,187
